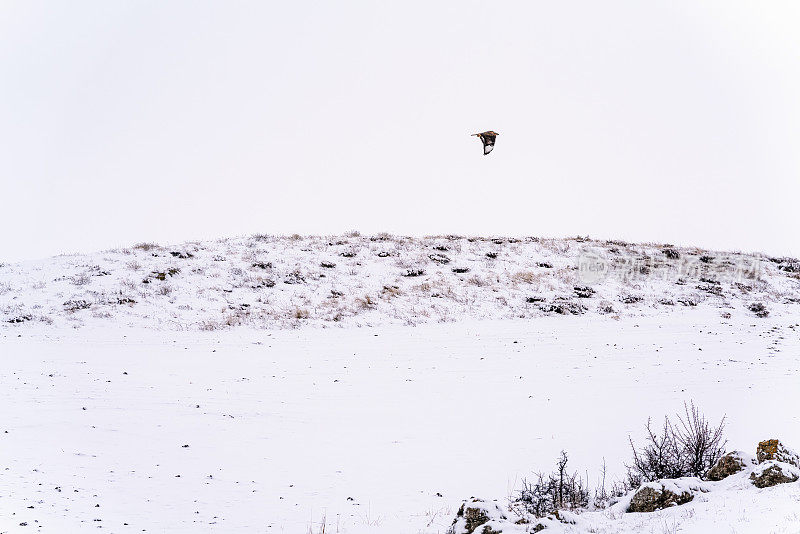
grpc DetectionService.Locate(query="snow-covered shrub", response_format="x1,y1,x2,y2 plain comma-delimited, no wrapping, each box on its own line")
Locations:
674,402,727,478
71,272,91,286
663,248,680,260
748,302,769,317
511,451,589,518
626,402,726,486
63,299,91,312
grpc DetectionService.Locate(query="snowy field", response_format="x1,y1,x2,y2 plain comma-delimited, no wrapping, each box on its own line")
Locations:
2,308,800,533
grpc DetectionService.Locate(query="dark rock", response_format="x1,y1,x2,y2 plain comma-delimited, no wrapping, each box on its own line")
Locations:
756,439,800,467
748,303,769,318
450,498,508,534
778,262,800,273
707,451,752,481
750,463,799,488
283,271,305,284
539,299,587,315
663,248,680,259
170,251,194,259
628,484,693,513
573,286,595,298
63,299,91,311
452,267,470,274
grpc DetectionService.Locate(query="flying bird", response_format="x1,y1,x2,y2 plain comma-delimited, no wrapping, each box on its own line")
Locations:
472,131,499,155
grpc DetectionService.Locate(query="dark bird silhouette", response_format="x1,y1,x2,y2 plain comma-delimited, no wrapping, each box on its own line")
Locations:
472,131,499,155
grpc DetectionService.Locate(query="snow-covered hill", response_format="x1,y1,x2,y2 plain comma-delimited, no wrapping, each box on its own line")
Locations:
2,234,800,533
2,233,799,329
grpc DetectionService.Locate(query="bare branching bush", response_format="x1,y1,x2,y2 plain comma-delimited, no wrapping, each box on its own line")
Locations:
511,451,589,518
381,285,401,299
626,402,726,487
356,294,376,310
592,458,627,510
674,401,727,478
467,274,487,287
71,273,91,286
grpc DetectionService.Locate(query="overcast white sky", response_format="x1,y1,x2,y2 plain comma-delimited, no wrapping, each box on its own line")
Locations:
1,1,799,262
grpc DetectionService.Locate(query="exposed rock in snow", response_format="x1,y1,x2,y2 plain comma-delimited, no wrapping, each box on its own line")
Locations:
706,450,754,481
627,478,707,513
750,461,800,488
448,498,517,534
756,439,800,467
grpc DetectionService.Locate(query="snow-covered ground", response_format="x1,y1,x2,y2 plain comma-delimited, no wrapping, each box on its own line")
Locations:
2,308,799,533
2,235,799,532
2,234,799,329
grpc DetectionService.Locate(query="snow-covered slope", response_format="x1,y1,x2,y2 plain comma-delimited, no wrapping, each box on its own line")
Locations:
2,234,799,533
2,233,799,329
2,313,799,533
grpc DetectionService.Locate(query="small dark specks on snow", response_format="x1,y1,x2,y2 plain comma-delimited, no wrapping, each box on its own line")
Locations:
182,444,189,448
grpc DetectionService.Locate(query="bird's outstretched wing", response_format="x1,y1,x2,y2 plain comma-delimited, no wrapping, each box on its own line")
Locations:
481,132,496,155
473,131,498,155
